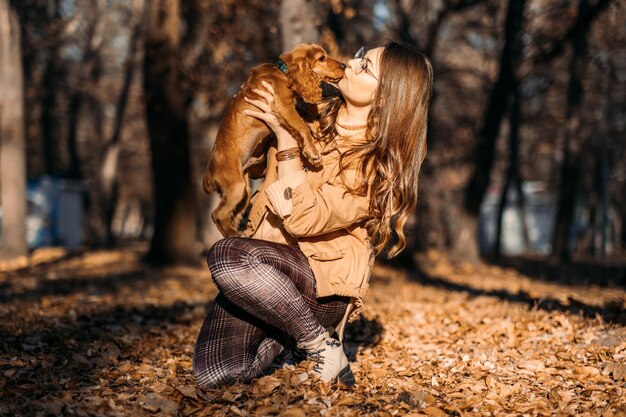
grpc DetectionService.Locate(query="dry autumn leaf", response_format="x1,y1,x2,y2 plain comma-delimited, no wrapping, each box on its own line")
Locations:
279,407,307,417
176,385,198,400
603,362,626,381
421,406,448,417
255,405,280,415
254,376,283,396
140,392,179,415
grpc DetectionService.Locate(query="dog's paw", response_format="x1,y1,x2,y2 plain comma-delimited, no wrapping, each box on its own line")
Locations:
302,146,323,168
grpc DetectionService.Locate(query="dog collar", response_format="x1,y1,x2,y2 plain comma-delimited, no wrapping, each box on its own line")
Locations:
274,59,288,74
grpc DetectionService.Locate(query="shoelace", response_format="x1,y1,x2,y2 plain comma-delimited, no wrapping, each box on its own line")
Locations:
326,339,341,348
308,339,342,372
308,349,326,363
307,349,326,372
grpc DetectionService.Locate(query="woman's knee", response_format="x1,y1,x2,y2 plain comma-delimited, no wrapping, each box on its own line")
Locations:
206,237,258,290
207,237,242,268
193,357,253,388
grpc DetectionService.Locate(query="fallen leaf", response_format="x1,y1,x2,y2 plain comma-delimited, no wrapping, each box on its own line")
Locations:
280,407,307,417
230,405,246,416
254,375,283,396
421,406,447,417
140,392,179,415
603,362,626,381
255,405,280,415
176,385,198,400
517,360,545,371
334,397,356,406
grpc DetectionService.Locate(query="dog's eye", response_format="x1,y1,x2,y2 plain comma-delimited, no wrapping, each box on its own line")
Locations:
318,56,326,61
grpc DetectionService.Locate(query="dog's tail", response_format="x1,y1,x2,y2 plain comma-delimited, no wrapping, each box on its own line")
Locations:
202,170,215,195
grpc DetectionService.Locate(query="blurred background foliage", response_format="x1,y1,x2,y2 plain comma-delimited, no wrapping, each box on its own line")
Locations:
0,0,624,267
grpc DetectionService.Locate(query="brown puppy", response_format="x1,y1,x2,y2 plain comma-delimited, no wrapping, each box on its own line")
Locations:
202,44,345,237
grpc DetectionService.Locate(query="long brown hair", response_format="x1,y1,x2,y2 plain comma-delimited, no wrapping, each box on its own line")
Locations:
319,41,433,258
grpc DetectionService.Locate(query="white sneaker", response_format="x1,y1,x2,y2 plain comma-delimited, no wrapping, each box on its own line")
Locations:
296,331,355,386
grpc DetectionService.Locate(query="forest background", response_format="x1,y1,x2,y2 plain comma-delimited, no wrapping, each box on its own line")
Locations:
0,0,625,268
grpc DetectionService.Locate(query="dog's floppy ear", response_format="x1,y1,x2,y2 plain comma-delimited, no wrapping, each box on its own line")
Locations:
280,51,323,104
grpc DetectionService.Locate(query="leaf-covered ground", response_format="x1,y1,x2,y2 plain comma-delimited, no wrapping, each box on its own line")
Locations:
1,247,625,416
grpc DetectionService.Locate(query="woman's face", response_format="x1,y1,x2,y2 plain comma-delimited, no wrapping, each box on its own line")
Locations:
338,47,383,107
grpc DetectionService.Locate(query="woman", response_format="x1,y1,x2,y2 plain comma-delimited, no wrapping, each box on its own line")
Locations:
193,41,433,388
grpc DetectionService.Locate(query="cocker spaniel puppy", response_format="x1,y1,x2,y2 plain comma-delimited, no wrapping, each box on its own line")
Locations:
202,43,345,237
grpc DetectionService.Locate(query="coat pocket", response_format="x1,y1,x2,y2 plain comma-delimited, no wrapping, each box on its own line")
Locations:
309,248,346,261
300,237,349,261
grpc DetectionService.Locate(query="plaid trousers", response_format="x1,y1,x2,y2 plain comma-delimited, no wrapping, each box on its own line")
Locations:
193,237,349,388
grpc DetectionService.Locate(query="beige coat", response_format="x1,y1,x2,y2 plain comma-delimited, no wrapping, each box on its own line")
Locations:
243,128,375,313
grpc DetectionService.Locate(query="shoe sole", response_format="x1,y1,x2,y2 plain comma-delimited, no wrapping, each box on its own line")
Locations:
336,365,356,387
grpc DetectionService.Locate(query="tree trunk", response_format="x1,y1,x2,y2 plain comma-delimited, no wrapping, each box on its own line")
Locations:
66,92,83,180
39,0,63,176
494,90,529,258
598,50,613,257
390,0,420,48
0,0,27,258
405,0,487,258
65,1,106,246
551,121,582,263
144,0,197,264
40,45,62,176
461,0,526,261
66,0,106,181
622,182,626,251
99,22,141,247
551,0,596,263
279,0,321,50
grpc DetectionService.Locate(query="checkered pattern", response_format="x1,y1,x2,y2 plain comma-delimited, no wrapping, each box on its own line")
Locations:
193,237,349,388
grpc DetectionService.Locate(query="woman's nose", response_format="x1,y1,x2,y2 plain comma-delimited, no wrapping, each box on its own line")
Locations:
346,57,358,68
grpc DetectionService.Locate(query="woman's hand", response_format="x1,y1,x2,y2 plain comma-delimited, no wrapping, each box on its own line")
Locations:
243,81,299,151
243,81,281,131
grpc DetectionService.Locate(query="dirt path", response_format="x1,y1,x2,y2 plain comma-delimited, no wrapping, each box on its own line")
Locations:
1,248,624,416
